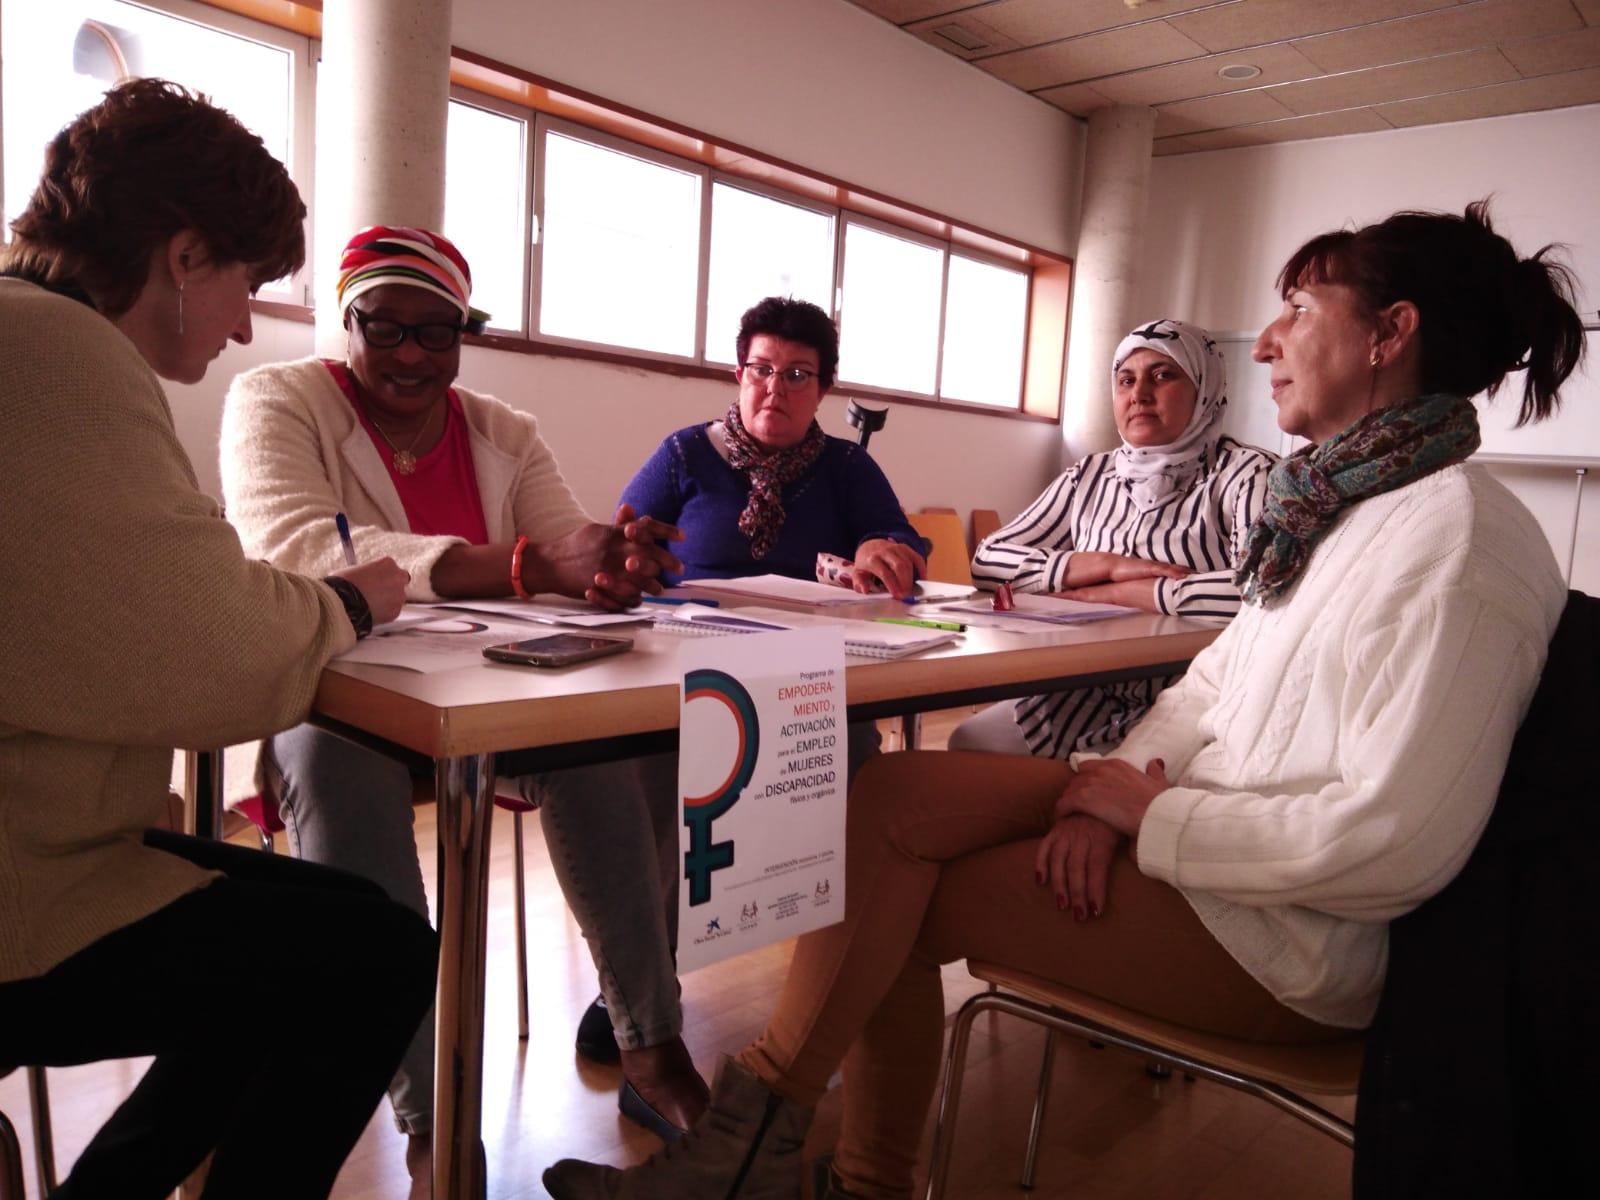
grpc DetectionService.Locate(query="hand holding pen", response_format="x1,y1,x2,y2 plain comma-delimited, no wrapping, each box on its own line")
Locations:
327,511,410,625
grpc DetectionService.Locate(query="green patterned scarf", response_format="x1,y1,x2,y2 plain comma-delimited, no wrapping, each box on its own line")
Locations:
1235,393,1481,605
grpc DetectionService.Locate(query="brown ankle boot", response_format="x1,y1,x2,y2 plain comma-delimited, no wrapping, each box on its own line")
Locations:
543,1055,812,1200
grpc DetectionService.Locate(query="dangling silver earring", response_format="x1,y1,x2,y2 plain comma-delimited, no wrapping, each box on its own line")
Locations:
177,280,186,335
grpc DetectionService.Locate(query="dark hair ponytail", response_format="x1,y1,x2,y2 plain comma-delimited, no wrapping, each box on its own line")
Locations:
1276,198,1586,425
1505,242,1585,425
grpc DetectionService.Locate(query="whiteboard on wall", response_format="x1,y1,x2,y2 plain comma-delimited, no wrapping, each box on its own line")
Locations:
1213,327,1600,464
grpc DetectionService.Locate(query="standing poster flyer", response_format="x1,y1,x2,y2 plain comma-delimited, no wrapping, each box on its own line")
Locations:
676,627,847,974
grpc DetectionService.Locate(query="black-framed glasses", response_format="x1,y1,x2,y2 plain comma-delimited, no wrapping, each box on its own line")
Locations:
348,308,465,353
742,362,820,389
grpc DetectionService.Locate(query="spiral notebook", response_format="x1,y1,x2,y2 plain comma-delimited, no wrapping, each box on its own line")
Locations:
650,605,958,659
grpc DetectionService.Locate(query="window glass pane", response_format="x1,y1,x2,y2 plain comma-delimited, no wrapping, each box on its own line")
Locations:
705,183,833,364
445,100,527,333
539,131,700,356
941,255,1027,408
3,2,293,243
839,222,941,395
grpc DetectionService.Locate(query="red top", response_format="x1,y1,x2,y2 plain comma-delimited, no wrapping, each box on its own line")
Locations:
323,360,491,544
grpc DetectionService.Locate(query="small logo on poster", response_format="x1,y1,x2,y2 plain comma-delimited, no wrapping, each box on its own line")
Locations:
705,916,722,934
739,901,759,927
813,878,831,905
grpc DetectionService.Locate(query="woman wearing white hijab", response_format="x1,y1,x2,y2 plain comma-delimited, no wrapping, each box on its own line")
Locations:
959,318,1276,759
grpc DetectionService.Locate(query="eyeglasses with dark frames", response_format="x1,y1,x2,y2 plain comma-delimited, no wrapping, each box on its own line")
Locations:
348,307,466,353
742,362,820,389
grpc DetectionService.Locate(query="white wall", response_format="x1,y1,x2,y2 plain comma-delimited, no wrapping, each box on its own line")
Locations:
167,0,1082,529
1136,103,1600,595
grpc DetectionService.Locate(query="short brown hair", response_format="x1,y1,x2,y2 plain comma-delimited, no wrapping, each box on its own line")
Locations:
2,78,306,315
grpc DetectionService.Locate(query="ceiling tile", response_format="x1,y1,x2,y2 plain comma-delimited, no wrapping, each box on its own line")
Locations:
1376,65,1600,126
977,21,1211,90
1177,108,1394,150
1501,26,1600,77
1294,0,1583,74
1169,0,1455,55
1085,41,1324,106
847,1,981,23
917,0,1217,45
1154,89,1298,137
909,14,1023,58
1035,82,1117,117
1269,47,1520,115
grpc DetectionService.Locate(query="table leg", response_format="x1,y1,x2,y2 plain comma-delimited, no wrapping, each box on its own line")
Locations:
432,752,496,1200
181,748,225,841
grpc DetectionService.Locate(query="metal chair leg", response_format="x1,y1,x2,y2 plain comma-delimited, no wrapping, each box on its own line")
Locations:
899,712,922,752
512,810,530,1041
924,990,989,1200
27,1067,55,1198
0,1106,24,1200
1020,1031,1058,1190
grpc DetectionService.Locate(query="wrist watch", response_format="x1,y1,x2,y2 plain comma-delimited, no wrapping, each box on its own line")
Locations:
323,575,373,639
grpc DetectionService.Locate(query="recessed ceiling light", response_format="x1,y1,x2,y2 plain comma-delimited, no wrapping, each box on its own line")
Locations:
1218,63,1263,81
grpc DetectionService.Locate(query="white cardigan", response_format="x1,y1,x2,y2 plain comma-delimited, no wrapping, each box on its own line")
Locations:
220,357,590,600
1098,464,1565,1027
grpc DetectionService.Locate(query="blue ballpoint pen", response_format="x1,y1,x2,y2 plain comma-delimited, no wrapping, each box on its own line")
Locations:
334,511,357,567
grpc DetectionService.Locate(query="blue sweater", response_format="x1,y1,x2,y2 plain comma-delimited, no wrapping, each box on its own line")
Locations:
619,424,924,585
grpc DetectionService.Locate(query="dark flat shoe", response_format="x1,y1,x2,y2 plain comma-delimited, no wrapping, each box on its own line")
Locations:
618,1077,687,1142
575,994,620,1065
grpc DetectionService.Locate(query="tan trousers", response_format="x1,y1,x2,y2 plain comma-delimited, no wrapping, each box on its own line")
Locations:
737,751,1338,1200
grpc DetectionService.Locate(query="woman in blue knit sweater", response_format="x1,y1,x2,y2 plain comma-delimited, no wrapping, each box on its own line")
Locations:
621,296,926,592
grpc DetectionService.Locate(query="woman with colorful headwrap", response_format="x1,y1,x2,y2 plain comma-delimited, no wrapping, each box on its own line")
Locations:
220,226,705,1187
956,318,1276,760
544,202,1585,1200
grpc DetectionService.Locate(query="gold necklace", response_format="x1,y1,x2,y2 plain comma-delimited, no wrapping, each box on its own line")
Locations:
366,401,442,475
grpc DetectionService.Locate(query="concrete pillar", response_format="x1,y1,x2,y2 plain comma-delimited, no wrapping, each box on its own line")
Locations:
1061,105,1155,465
313,0,453,356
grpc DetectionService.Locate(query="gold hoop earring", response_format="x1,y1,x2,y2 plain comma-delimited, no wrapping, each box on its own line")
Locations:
177,280,186,336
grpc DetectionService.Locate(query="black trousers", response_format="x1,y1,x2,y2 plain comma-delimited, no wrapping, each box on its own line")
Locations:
0,830,437,1199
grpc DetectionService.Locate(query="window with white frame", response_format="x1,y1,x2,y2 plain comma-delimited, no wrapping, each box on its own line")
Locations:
0,0,311,300
940,253,1029,408
536,125,702,358
445,94,530,334
837,219,945,396
704,181,835,366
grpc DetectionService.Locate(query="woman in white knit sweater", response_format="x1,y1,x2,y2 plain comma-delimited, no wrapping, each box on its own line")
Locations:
543,202,1587,1200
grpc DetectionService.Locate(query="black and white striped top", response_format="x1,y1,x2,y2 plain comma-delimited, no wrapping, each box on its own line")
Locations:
973,436,1276,759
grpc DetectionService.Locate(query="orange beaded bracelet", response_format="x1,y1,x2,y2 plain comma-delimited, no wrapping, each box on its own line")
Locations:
510,534,531,600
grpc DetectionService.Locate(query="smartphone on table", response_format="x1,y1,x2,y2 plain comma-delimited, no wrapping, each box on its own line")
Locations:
482,632,634,668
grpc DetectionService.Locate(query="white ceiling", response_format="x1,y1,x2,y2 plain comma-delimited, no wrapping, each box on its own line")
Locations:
848,0,1600,153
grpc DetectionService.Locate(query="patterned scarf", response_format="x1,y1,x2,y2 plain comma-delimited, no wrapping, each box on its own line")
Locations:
722,401,827,560
1235,393,1480,605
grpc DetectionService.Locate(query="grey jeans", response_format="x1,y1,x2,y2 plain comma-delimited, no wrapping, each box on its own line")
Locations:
261,719,882,1132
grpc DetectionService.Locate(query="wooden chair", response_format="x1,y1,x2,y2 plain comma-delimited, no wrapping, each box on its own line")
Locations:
970,508,1001,548
907,511,973,587
925,960,1363,1198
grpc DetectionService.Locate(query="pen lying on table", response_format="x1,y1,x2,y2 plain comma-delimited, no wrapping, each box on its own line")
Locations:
872,616,966,632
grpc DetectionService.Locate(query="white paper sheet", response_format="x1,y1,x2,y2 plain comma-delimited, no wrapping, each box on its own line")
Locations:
676,627,847,973
422,596,647,627
334,611,548,672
